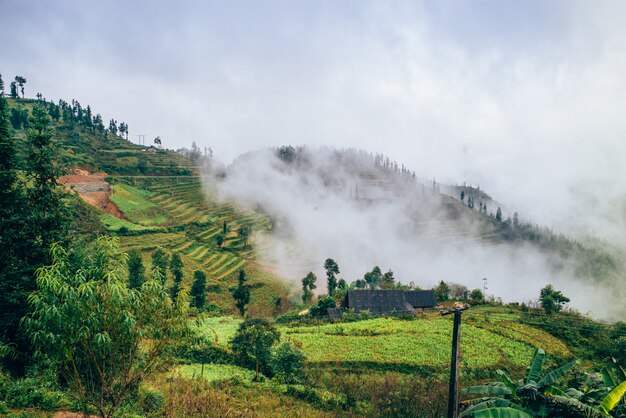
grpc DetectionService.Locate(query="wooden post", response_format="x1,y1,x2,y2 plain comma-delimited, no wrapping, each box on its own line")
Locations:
441,305,468,418
448,310,461,418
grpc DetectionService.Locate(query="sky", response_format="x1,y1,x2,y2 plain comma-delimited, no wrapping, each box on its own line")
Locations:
2,0,626,245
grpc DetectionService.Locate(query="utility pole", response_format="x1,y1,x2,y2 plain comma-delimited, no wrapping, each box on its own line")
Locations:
442,304,469,418
137,134,146,146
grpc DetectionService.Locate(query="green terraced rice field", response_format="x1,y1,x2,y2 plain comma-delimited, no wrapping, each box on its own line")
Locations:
196,316,570,370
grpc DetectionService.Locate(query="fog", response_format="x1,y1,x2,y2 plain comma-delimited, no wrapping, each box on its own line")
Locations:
3,1,626,317
205,147,624,320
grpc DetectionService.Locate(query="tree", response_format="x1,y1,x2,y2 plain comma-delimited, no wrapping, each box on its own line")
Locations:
24,237,188,418
239,225,250,248
190,270,207,309
230,319,280,381
270,342,306,384
0,100,70,373
469,289,484,304
230,269,251,317
9,81,18,99
353,279,367,289
216,233,224,248
25,102,70,253
539,284,570,314
0,77,25,369
151,247,169,284
434,280,450,302
108,119,118,135
364,266,382,289
301,272,317,304
324,258,340,296
496,207,503,222
380,270,396,289
169,252,184,301
14,76,26,98
127,250,145,289
310,296,336,317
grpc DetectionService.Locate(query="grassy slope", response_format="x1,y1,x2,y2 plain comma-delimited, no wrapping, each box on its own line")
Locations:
196,310,570,371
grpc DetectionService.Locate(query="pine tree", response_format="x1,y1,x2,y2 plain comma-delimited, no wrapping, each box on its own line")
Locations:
127,250,145,289
230,269,251,317
496,207,503,222
9,82,18,99
190,270,207,309
169,252,183,300
1,100,70,373
25,103,70,253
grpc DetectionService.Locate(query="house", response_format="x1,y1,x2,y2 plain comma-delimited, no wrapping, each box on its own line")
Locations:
145,145,159,154
327,289,437,320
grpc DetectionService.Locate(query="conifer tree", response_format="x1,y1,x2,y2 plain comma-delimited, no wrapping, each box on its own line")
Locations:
127,250,145,289
230,269,251,317
9,81,18,99
169,252,183,300
25,103,70,253
1,100,70,372
190,270,207,309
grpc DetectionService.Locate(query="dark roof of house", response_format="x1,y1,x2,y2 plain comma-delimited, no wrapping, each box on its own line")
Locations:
404,290,437,308
347,290,414,314
327,308,344,321
346,289,437,314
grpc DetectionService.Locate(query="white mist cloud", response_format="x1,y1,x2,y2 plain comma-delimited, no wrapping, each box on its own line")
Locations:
207,148,624,320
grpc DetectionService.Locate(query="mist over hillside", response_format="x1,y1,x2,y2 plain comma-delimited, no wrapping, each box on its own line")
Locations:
202,146,625,320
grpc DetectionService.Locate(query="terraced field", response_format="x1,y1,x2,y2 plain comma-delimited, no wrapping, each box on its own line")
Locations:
196,315,571,371
108,177,287,315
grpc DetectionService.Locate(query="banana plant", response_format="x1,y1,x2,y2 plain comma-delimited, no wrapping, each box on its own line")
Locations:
461,348,583,417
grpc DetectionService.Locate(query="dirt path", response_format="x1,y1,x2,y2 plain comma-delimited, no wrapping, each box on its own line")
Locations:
61,170,126,219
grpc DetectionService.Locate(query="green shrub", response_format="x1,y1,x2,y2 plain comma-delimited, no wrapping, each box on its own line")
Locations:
270,342,306,384
138,386,164,414
0,372,67,410
275,312,303,324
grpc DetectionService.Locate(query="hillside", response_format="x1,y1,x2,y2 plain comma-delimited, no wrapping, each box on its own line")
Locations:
2,95,624,417
6,96,292,316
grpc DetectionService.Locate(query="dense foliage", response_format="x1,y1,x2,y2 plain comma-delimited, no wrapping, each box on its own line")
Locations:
24,237,188,417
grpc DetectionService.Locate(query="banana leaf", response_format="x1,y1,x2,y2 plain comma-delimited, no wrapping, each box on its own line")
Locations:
601,366,616,387
537,360,577,388
465,383,513,397
526,347,545,384
599,380,626,414
549,394,604,417
460,399,529,417
496,370,518,394
472,407,533,418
